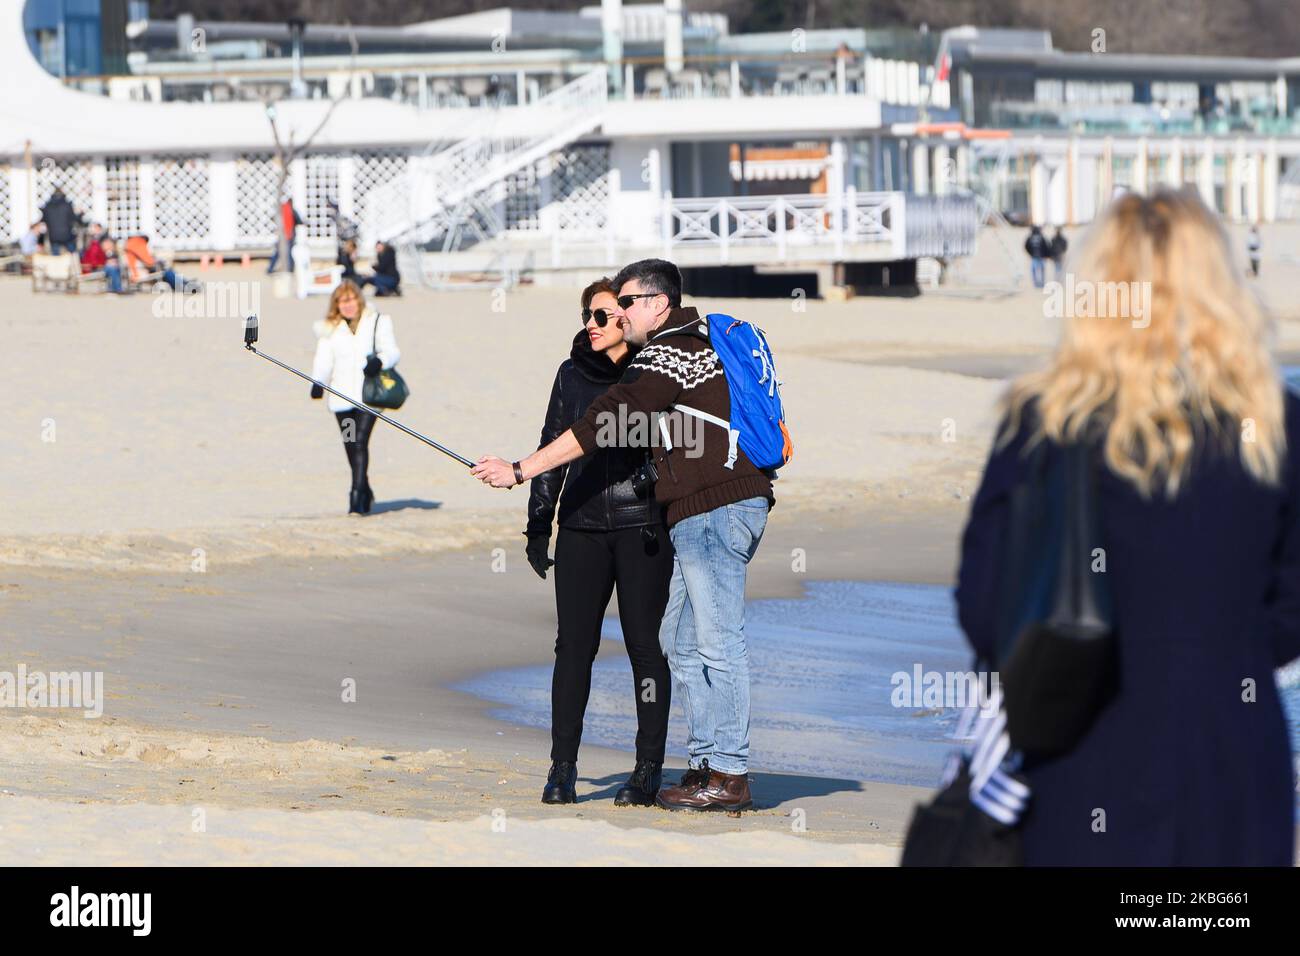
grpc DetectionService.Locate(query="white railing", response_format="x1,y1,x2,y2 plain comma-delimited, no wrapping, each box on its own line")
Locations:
627,56,945,108
89,56,947,112
660,190,906,261
361,69,608,248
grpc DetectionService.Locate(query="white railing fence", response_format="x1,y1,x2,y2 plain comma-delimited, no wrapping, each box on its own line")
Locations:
659,190,907,260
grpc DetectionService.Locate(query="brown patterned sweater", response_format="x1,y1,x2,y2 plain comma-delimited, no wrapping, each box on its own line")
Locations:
570,307,774,527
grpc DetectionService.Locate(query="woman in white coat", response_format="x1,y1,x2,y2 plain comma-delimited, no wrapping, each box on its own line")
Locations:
310,279,400,514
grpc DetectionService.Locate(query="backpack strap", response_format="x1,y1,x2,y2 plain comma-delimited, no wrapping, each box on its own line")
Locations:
670,403,739,470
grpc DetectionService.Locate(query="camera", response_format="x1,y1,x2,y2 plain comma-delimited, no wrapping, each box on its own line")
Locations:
631,455,658,497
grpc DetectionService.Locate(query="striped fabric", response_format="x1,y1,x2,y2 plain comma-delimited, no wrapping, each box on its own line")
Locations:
942,683,1031,827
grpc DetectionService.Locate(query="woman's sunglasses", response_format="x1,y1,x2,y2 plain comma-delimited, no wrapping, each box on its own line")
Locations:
581,308,612,327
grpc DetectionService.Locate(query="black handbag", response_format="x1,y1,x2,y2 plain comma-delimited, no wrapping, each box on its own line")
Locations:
995,438,1116,757
900,757,1024,867
361,313,409,410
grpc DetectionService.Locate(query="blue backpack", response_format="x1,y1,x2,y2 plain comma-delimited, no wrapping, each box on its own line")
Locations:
671,314,792,473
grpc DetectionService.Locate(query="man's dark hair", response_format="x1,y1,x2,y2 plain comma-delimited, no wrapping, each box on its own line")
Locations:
613,258,682,308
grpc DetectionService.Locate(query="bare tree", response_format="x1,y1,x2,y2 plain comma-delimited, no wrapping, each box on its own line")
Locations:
261,23,359,274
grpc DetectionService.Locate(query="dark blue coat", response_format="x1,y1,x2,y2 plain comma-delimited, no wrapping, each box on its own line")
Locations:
956,393,1300,866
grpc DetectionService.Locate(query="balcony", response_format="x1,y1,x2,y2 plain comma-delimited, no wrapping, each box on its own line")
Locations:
64,50,949,113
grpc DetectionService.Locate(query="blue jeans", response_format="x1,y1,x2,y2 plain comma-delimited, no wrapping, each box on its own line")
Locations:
659,496,768,776
104,264,122,293
363,273,400,295
1030,256,1045,288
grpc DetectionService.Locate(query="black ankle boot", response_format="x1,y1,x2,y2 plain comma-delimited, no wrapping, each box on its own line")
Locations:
613,759,662,807
360,483,374,514
348,489,364,515
541,760,577,804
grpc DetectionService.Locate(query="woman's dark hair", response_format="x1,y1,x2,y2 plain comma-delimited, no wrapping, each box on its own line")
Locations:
612,258,682,307
580,276,618,311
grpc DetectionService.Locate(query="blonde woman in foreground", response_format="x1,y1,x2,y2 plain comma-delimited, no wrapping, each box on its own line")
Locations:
956,188,1300,866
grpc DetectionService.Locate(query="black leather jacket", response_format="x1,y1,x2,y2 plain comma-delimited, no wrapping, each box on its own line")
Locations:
526,330,664,537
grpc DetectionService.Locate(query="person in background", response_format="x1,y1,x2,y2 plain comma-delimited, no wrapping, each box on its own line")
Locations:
1247,225,1262,277
267,196,303,274
40,189,84,255
18,221,45,257
100,237,124,294
361,240,401,297
310,279,400,515
328,199,359,244
337,238,359,282
1024,225,1049,289
956,188,1300,866
83,222,104,255
1049,227,1068,281
80,230,107,274
526,277,674,807
123,235,182,291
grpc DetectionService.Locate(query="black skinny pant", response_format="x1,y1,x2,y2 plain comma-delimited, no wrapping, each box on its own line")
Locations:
334,408,376,496
551,525,674,764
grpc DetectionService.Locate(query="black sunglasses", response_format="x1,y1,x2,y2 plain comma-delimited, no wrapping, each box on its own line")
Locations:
581,307,612,327
616,293,660,310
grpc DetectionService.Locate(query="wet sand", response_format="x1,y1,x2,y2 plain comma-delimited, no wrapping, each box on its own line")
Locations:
0,501,958,862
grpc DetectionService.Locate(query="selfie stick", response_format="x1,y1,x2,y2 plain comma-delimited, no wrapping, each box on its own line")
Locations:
242,314,475,469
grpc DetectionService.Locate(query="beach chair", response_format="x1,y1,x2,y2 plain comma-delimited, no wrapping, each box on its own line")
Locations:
293,240,344,299
30,252,81,293
77,268,108,293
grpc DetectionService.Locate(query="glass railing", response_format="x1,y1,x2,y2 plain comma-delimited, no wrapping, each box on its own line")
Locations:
62,51,944,110
988,103,1300,136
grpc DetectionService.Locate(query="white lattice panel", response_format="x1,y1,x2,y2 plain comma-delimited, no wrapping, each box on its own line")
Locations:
0,165,11,241
554,144,610,234
353,150,408,221
236,153,280,247
504,163,539,231
304,154,338,240
34,156,93,215
105,157,141,237
154,155,211,247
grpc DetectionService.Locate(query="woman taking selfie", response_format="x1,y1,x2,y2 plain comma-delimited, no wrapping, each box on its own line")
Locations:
310,279,400,515
526,278,674,806
956,188,1300,866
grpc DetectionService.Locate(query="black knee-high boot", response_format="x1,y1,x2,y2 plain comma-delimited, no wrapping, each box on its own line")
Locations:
335,409,376,514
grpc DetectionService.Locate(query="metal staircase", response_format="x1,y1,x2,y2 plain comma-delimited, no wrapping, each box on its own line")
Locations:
361,69,608,288
953,137,1026,290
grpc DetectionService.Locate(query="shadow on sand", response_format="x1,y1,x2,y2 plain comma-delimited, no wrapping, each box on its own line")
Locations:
369,498,441,515
578,770,865,808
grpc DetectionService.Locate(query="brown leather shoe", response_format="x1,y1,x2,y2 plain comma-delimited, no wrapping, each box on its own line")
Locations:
674,763,711,791
656,767,752,812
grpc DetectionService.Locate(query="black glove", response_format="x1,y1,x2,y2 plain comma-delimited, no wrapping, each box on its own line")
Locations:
363,355,382,376
525,535,554,580
310,383,324,400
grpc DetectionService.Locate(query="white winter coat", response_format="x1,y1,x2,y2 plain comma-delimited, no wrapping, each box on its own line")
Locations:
311,307,401,413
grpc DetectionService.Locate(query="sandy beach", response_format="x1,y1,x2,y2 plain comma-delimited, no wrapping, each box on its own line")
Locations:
4,223,1300,864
